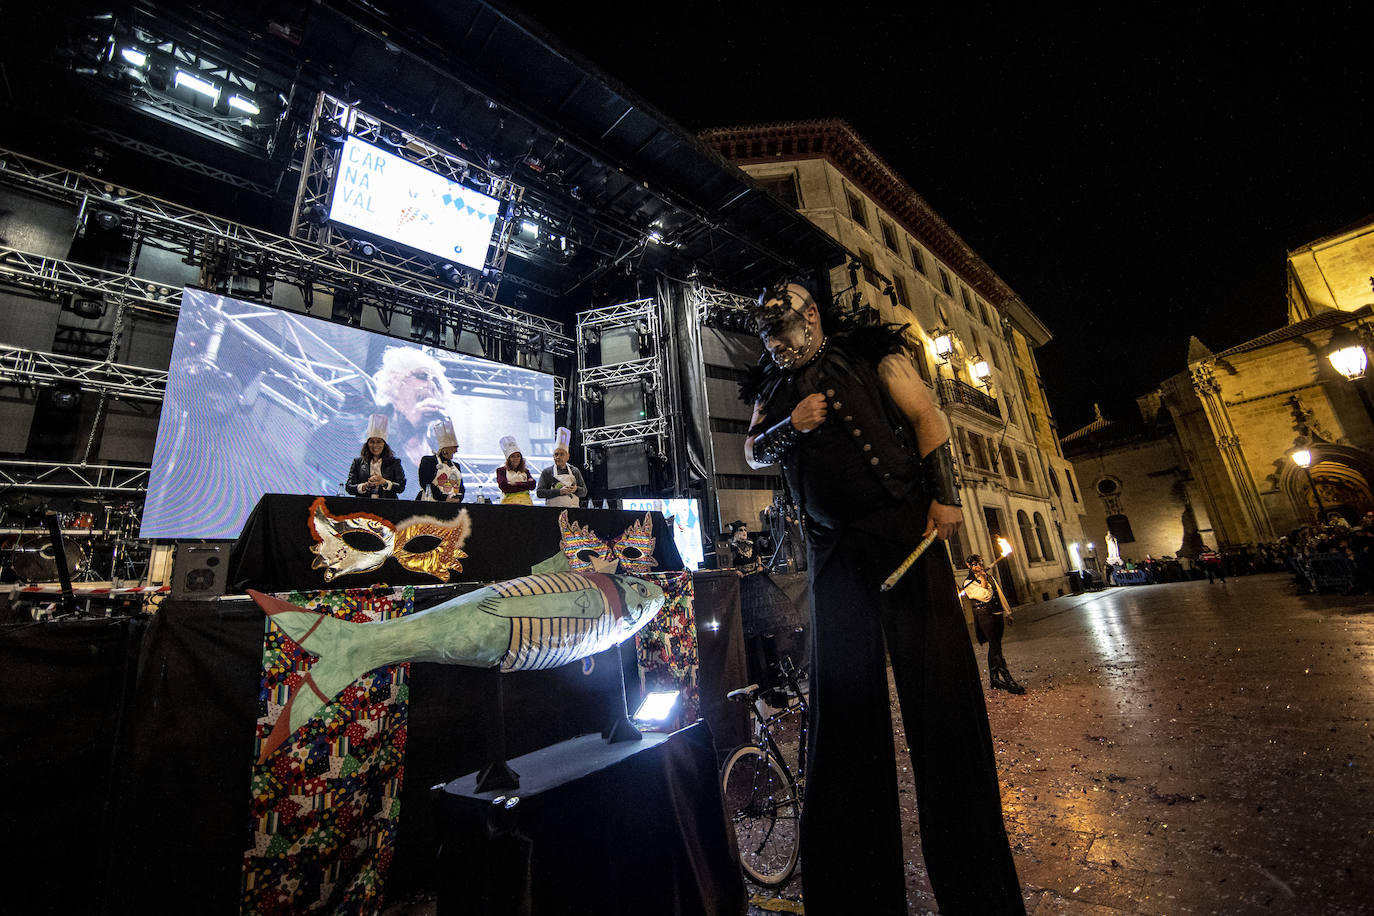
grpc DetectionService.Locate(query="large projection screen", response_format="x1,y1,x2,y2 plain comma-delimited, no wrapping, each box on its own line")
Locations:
141,288,556,539
327,136,501,271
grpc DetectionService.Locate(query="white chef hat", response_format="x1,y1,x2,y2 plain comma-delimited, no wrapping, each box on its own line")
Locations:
499,435,521,458
365,413,389,442
554,426,572,451
430,417,458,451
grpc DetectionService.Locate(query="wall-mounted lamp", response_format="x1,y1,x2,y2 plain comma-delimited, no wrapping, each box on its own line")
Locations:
932,330,955,361
970,354,992,387
1327,327,1368,381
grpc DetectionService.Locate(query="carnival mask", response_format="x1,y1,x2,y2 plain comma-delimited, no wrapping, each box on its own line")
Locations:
558,510,658,575
308,497,471,582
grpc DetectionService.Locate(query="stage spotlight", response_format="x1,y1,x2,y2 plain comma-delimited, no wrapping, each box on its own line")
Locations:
47,387,82,410
381,127,405,147
633,690,680,725
569,185,583,201
67,297,106,319
228,95,260,116
583,328,601,347
319,119,347,145
347,238,377,259
519,220,539,238
174,70,220,102
89,209,122,232
120,47,147,67
435,262,462,286
306,204,331,226
586,385,603,404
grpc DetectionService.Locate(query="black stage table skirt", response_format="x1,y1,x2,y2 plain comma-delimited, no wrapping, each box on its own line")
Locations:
228,495,684,593
435,722,746,916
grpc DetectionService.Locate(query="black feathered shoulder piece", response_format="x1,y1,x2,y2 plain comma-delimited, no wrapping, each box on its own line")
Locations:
738,351,777,405
833,321,912,366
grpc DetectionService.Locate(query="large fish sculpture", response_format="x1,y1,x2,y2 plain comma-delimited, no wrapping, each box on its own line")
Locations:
249,570,666,762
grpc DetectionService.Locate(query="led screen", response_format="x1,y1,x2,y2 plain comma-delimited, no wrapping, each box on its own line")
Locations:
328,136,501,271
142,288,556,539
622,498,704,570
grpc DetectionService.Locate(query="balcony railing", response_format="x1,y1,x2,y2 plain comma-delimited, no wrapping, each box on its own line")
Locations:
937,377,1001,419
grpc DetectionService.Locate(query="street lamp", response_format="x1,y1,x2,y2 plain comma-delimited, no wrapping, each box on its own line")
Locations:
1291,449,1329,523
932,329,955,362
1327,328,1368,381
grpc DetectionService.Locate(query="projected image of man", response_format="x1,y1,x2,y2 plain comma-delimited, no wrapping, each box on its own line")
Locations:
374,347,455,473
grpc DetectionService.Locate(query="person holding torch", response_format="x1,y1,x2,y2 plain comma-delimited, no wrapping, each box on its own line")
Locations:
961,539,1026,694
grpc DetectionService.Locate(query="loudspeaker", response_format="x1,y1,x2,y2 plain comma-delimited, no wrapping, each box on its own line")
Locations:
170,542,230,600
605,443,649,489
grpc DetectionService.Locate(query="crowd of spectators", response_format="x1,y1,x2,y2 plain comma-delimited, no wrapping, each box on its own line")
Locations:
1094,511,1374,594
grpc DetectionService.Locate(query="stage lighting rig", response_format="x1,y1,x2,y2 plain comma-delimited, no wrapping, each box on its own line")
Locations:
346,238,377,259
435,262,463,286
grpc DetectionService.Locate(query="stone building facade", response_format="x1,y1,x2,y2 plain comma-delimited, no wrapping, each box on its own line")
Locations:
701,119,1084,602
1067,216,1374,555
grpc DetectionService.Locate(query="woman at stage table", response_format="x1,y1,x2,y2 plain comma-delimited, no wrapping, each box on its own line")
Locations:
495,435,536,505
417,418,465,502
345,414,406,499
536,426,588,508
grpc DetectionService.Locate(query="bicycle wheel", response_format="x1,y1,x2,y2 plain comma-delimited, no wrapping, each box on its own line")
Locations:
720,744,801,886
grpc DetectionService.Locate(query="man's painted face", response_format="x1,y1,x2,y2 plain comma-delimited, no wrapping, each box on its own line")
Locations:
392,365,445,424
756,285,816,369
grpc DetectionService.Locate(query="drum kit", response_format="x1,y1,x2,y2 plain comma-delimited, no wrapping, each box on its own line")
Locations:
1,495,149,585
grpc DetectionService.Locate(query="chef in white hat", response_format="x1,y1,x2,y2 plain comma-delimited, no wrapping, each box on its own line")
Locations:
345,413,406,498
495,435,536,505
537,426,588,508
417,418,465,502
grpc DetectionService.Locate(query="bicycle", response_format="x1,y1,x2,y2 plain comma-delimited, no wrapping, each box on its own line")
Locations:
720,655,809,887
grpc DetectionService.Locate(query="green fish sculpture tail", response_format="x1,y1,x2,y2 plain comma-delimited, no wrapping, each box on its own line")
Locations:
249,571,666,762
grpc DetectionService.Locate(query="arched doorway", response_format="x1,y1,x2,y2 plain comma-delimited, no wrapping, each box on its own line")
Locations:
1283,444,1374,525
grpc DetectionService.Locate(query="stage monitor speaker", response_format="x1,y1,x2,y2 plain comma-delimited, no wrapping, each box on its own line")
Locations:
170,542,230,600
606,443,650,489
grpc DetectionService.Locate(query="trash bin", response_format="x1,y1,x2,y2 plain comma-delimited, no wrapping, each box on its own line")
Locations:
1068,570,1084,594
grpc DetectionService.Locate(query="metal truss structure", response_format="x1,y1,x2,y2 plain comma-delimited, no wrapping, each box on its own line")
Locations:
692,285,757,321
0,459,150,493
290,94,524,308
0,146,572,354
0,345,166,403
576,298,673,459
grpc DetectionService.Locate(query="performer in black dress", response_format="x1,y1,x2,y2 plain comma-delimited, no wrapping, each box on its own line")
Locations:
962,555,1025,694
417,418,465,502
345,413,406,499
724,520,760,573
742,278,1022,914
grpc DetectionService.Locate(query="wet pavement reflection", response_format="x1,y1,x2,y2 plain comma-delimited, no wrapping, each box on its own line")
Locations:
750,572,1374,914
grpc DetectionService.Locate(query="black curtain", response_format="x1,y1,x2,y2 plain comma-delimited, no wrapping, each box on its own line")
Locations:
659,275,717,535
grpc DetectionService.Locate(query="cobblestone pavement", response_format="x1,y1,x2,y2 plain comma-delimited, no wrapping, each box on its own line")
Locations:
750,571,1374,915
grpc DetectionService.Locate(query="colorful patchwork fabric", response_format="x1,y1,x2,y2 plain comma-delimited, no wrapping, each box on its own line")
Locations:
634,571,699,727
242,586,414,916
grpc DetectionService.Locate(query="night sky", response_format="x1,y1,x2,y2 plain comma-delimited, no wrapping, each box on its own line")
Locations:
502,2,1372,433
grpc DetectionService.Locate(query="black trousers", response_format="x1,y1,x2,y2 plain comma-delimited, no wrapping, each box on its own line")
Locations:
800,526,1024,915
973,603,1007,672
